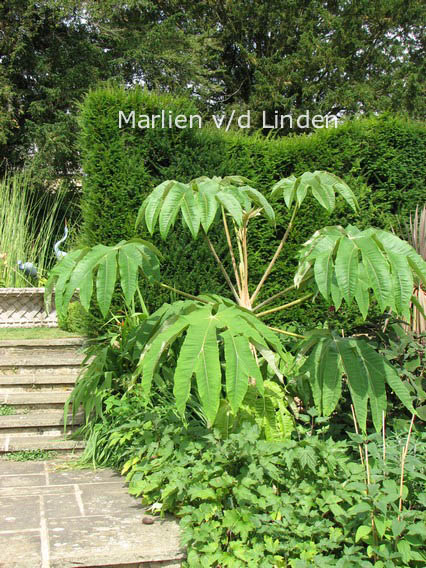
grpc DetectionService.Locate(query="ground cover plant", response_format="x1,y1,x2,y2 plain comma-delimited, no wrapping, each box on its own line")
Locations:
78,388,425,567
47,171,426,565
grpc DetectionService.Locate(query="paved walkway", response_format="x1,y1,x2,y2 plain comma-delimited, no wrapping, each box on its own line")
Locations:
0,458,184,568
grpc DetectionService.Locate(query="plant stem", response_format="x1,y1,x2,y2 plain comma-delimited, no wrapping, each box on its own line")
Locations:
351,404,364,467
382,411,386,463
257,293,313,317
364,441,378,545
398,414,415,521
241,222,250,307
202,231,240,303
159,282,210,304
351,404,377,546
268,326,305,339
250,205,298,304
222,207,242,295
136,287,149,316
253,284,296,311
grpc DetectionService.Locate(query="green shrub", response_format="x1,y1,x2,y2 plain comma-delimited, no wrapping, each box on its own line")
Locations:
58,301,93,335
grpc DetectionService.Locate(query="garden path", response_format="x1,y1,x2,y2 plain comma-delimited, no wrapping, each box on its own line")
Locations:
0,458,184,568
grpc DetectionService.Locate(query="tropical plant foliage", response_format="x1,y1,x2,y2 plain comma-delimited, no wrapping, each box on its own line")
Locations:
47,171,426,431
295,225,426,320
298,330,415,433
136,175,276,238
46,239,161,317
133,300,286,425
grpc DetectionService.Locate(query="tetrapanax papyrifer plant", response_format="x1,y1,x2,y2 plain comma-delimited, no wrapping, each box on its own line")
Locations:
46,172,426,429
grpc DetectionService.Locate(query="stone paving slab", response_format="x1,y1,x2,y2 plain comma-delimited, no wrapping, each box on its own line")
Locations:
0,459,184,567
0,530,42,567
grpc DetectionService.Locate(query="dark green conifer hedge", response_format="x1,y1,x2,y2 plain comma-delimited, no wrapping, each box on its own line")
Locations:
79,86,426,332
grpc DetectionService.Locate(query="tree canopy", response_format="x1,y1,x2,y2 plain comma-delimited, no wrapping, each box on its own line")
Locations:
0,0,424,186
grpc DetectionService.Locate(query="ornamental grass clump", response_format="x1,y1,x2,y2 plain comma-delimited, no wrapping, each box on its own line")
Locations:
0,169,68,287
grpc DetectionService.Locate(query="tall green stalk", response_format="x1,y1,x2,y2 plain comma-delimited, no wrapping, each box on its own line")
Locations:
0,169,69,287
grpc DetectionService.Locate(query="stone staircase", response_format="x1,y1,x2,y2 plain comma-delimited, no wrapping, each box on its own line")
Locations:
0,337,86,454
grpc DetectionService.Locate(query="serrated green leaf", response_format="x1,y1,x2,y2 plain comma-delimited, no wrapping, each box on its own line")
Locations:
139,318,189,398
322,340,342,416
355,281,370,320
172,324,206,416
330,272,343,310
374,516,387,538
384,364,416,415
48,249,83,317
271,175,297,206
144,180,175,234
335,237,359,304
78,269,94,312
96,249,117,317
180,185,201,238
300,339,326,411
392,519,406,538
222,330,250,414
355,525,372,542
314,250,335,299
216,190,243,226
197,180,220,232
309,172,335,212
387,251,413,318
250,340,281,388
194,318,221,425
118,245,140,306
356,235,391,311
158,181,191,239
242,186,275,224
336,339,369,433
354,340,387,432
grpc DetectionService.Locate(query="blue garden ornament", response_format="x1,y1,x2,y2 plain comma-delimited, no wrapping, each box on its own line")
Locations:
17,260,38,278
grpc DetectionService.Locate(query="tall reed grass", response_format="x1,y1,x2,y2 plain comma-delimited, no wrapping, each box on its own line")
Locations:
0,169,69,287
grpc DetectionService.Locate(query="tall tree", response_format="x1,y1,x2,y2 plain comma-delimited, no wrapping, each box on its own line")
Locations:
201,0,425,128
0,1,110,186
0,0,424,186
82,0,426,129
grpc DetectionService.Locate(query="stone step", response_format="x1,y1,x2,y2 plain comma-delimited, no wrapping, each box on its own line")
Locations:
0,410,83,434
0,337,86,348
0,435,85,452
0,426,76,437
0,353,86,367
0,391,72,410
0,374,78,392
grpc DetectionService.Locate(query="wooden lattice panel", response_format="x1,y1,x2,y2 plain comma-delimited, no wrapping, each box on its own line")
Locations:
0,288,58,328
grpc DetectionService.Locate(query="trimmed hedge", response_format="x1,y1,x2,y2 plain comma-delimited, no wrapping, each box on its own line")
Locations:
79,86,426,332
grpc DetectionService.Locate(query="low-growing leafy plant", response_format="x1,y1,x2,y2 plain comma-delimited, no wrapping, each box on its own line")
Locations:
4,450,58,461
47,172,426,430
0,405,16,416
77,392,425,567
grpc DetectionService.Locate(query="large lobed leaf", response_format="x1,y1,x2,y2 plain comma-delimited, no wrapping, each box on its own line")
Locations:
295,225,426,320
299,330,415,433
136,176,275,238
45,239,162,318
271,170,359,213
133,299,287,425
